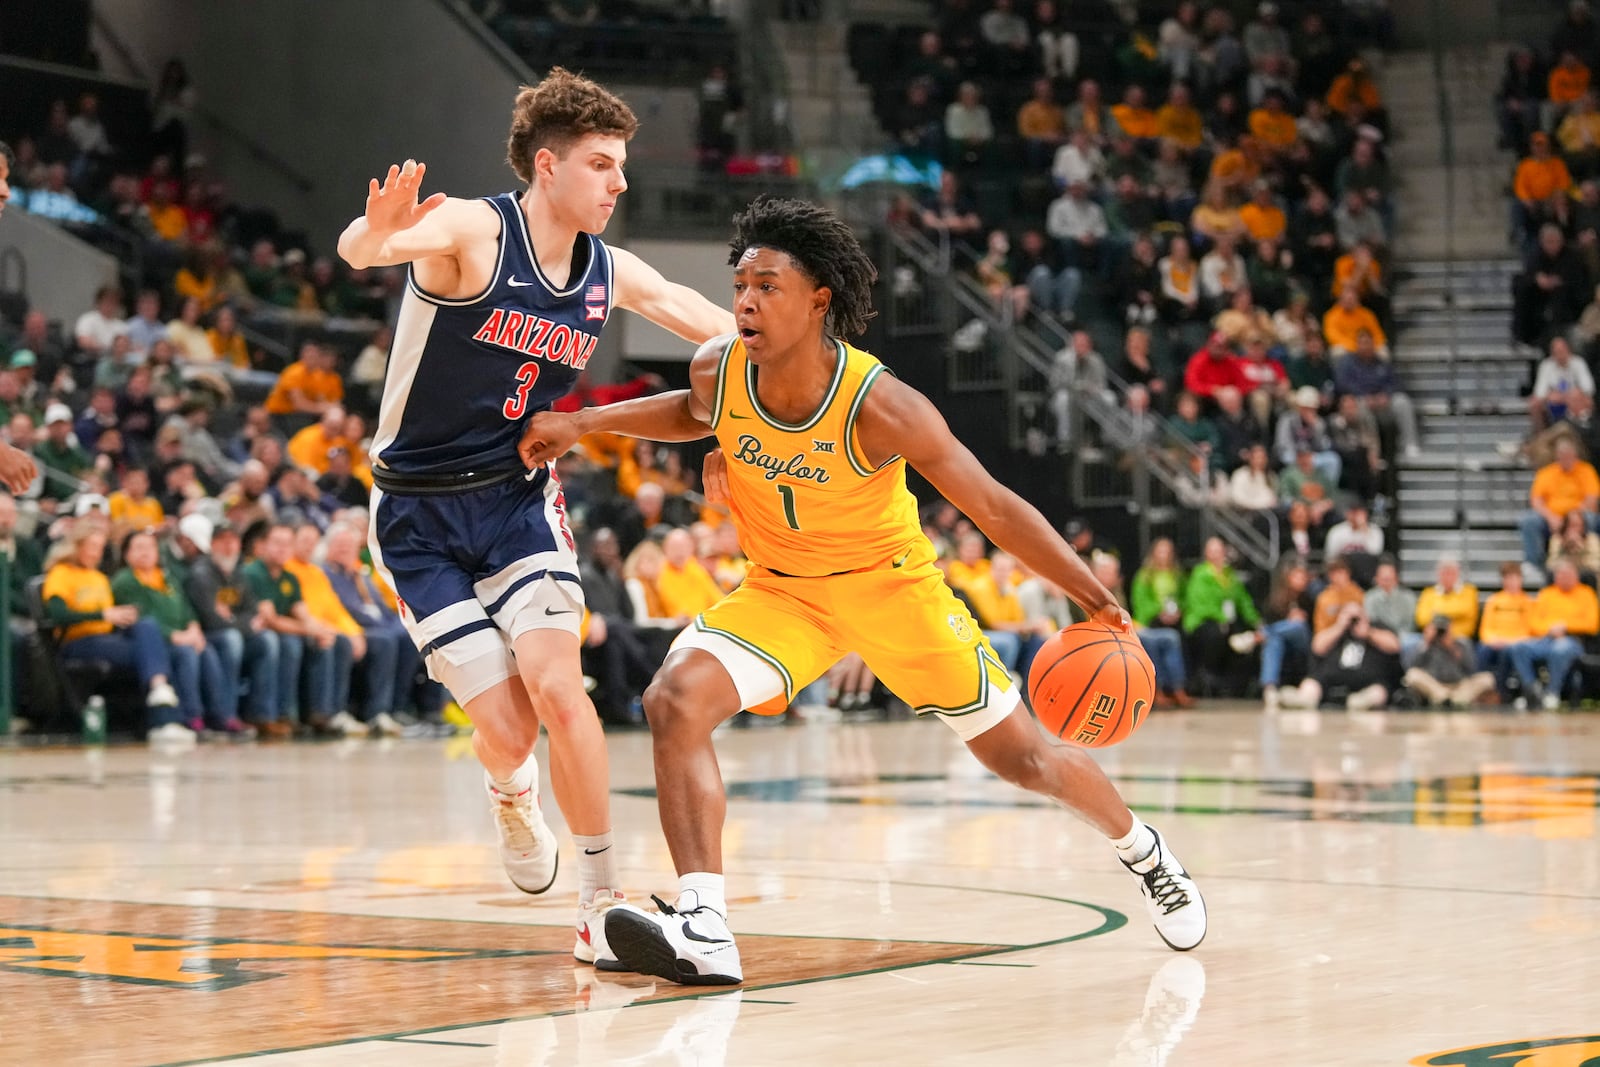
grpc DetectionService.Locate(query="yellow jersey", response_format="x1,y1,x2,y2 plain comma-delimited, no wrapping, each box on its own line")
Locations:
711,337,920,577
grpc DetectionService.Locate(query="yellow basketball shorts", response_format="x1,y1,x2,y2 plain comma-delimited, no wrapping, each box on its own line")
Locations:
671,539,1019,740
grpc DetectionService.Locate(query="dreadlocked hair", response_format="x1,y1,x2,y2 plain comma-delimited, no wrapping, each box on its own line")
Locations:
728,196,878,339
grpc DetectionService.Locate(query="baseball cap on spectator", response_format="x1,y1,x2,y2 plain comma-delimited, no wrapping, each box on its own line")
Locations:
283,249,307,266
45,402,73,426
1064,519,1088,539
1293,386,1322,408
10,350,36,369
74,493,109,517
178,512,214,553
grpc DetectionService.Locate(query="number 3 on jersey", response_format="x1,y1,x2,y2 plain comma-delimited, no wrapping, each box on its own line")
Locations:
777,483,801,530
503,361,542,420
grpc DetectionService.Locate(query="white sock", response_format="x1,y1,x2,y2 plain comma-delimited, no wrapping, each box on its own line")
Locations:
489,754,535,798
676,872,727,917
573,832,618,902
1112,816,1157,868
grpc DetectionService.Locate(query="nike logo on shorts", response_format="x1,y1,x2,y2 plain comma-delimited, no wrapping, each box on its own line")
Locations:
507,275,535,287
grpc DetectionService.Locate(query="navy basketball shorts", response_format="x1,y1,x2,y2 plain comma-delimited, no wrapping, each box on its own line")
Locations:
368,466,583,705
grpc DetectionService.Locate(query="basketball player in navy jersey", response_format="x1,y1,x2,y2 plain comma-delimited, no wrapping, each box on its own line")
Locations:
337,70,733,967
0,141,41,493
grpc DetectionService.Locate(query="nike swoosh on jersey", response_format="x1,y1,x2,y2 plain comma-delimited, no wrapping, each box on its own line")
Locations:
727,411,752,419
891,549,913,568
507,275,535,287
680,921,733,945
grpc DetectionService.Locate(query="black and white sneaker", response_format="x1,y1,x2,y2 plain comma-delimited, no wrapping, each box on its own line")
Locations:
1121,827,1207,951
603,893,743,985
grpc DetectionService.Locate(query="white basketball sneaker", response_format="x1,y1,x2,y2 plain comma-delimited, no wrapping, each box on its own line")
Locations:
603,893,743,985
575,888,625,967
1112,956,1207,1067
485,759,558,895
1121,827,1207,952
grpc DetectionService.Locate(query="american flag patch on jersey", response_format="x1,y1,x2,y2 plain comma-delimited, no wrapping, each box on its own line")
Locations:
586,284,607,303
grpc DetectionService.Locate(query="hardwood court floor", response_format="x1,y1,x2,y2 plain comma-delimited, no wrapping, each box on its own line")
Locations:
0,706,1595,1067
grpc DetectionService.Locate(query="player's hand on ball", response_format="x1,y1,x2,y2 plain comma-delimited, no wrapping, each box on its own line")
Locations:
365,159,447,235
1095,602,1132,632
0,443,37,494
518,411,581,468
701,448,729,506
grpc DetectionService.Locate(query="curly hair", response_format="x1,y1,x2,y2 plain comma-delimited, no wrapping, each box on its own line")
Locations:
506,68,639,184
728,196,878,339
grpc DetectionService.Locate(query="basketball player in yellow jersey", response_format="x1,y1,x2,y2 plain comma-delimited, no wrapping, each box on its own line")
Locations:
520,197,1206,985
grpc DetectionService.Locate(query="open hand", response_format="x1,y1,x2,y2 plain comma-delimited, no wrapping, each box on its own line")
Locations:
702,448,729,507
518,410,583,468
1095,602,1131,632
364,160,447,237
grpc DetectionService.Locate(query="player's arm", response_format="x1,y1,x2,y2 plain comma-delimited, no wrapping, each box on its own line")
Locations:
518,336,726,466
337,161,486,269
610,247,736,344
856,375,1126,628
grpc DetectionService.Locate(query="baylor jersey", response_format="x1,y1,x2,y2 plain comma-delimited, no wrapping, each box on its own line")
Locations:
710,335,922,576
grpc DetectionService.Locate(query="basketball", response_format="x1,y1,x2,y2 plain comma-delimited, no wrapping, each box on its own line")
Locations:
1027,621,1157,747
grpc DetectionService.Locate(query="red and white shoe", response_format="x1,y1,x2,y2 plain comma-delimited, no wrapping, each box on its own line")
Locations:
575,888,625,968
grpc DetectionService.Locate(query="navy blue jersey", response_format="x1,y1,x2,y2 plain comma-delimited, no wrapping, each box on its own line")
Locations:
371,192,614,477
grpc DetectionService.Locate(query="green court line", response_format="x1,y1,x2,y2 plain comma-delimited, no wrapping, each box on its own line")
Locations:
383,1037,495,1048
141,882,1127,1066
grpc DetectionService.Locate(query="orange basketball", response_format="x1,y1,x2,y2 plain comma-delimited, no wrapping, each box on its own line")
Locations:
1027,621,1157,747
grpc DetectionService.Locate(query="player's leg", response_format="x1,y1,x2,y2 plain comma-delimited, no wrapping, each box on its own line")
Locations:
603,579,837,985
853,553,1206,951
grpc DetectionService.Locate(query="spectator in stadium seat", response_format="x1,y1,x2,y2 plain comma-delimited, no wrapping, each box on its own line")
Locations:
1167,389,1221,463
1514,134,1576,243
1364,556,1418,659
1183,332,1241,404
1016,77,1068,168
1557,91,1600,180
277,523,361,733
1111,235,1160,328
1009,228,1080,320
1521,436,1600,575
1285,325,1334,394
323,521,419,737
1275,386,1342,481
919,172,983,243
1498,46,1544,153
657,528,725,622
1182,537,1261,697
1279,447,1338,526
1313,557,1366,631
1191,184,1250,248
944,81,995,169
1051,127,1105,191
107,466,163,535
1529,336,1595,435
1276,599,1399,710
1335,329,1420,459
74,287,127,357
1414,556,1481,644
1104,175,1160,252
1477,560,1537,700
1235,334,1289,423
1515,225,1588,345
1212,384,1268,473
961,551,1026,671
1239,182,1288,245
265,341,344,435
1290,184,1341,293
1327,57,1385,121
1046,180,1108,271
1402,611,1496,708
1199,234,1250,310
1509,557,1599,708
1323,284,1389,358
1258,557,1314,709
1335,189,1388,251
1226,441,1278,509
1248,91,1298,155
978,0,1032,73
1548,50,1592,123
36,403,92,505
1159,3,1203,83
206,306,251,369
1324,499,1383,567
1158,235,1205,323
1110,85,1158,144
43,525,186,742
287,405,351,476
1115,327,1167,406
1548,506,1600,581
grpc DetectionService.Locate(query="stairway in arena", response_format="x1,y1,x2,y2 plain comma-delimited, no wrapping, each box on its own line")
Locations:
1390,259,1537,591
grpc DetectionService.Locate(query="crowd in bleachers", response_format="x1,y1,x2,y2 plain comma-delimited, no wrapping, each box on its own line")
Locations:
868,0,1412,556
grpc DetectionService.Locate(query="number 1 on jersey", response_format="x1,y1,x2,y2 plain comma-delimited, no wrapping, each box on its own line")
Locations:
777,483,801,530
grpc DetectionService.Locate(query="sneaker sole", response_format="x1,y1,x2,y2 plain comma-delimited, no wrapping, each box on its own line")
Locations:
604,909,741,986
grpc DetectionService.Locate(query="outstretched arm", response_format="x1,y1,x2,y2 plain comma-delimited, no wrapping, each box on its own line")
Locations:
519,337,726,466
856,374,1126,627
337,160,481,269
611,247,736,344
